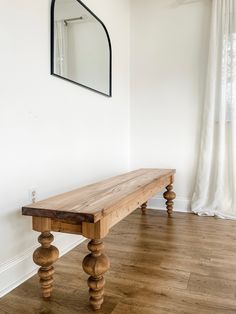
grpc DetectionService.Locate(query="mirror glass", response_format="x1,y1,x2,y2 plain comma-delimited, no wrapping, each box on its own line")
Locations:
51,0,112,96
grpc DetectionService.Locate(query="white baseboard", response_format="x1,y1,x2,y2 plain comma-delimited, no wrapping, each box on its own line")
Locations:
148,196,191,213
0,234,85,298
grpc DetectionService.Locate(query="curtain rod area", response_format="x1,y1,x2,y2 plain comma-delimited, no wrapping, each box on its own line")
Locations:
64,17,83,26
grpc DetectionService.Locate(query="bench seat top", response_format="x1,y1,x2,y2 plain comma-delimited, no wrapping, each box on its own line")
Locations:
22,168,175,223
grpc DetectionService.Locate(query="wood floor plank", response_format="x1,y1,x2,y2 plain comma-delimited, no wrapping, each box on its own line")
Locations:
188,273,236,299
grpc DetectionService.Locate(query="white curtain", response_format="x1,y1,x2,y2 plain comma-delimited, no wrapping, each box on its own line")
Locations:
54,21,68,76
192,0,236,219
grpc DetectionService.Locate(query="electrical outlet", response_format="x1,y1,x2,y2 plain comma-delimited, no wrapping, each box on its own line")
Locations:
29,188,37,203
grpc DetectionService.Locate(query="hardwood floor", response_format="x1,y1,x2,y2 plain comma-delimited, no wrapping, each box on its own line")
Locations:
1,209,236,314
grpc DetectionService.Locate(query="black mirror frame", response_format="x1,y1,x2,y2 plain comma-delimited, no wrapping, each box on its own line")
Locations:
50,0,112,97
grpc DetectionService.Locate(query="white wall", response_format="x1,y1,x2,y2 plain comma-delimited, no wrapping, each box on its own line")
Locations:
0,0,130,296
0,0,212,297
130,0,211,211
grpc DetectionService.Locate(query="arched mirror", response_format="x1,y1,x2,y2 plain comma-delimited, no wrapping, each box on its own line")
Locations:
51,0,112,97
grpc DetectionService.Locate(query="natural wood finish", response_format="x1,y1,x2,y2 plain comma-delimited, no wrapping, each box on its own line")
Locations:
141,202,148,215
81,173,173,240
33,217,51,232
3,210,236,314
22,169,176,311
32,217,59,299
82,240,110,311
22,169,176,223
33,217,83,235
33,231,59,299
163,184,176,217
82,218,109,240
51,219,82,235
99,174,172,232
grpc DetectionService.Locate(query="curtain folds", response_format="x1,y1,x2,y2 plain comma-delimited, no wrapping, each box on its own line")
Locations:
192,0,236,219
54,21,68,76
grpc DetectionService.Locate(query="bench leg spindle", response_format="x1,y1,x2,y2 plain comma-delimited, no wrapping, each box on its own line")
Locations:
33,232,59,299
141,202,148,215
163,184,176,217
82,239,110,311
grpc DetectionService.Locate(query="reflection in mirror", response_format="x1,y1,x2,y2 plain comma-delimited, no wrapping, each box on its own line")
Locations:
51,0,112,96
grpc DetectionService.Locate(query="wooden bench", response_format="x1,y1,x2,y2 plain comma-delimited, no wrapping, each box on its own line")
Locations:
22,168,176,311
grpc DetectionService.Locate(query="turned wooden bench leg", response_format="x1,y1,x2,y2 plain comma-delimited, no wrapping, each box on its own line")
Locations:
163,184,176,217
141,202,148,215
82,239,110,311
33,231,59,299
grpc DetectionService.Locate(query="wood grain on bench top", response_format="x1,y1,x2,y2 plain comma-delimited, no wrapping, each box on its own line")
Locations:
22,169,175,223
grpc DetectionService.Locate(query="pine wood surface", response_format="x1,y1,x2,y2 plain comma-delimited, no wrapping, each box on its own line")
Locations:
25,169,176,310
2,209,236,314
22,169,175,223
